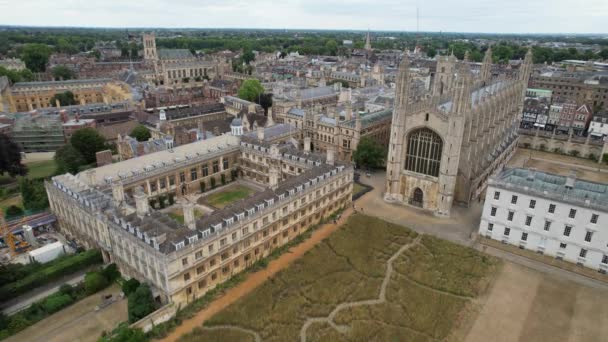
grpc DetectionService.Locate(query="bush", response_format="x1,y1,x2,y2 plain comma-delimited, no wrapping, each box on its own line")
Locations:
168,193,175,205
6,314,29,334
128,284,155,323
539,144,547,151
58,284,75,298
200,181,206,193
523,143,531,148
99,322,147,342
588,153,598,161
231,169,238,180
210,177,216,189
221,174,226,185
603,153,608,164
553,148,562,154
0,249,102,302
101,263,121,282
84,271,108,295
568,150,580,157
122,278,140,296
4,205,23,218
42,293,73,314
149,199,157,209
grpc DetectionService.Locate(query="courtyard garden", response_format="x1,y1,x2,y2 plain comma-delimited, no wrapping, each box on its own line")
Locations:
180,214,500,342
198,184,256,209
167,207,205,224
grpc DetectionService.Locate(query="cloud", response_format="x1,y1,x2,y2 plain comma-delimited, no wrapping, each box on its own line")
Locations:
0,0,606,33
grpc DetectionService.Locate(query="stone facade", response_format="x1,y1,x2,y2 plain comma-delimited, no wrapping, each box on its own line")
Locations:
385,48,532,217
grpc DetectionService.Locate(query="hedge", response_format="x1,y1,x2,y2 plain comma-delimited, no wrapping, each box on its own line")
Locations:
0,249,102,302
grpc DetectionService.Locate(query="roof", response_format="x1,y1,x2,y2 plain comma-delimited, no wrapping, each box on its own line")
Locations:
158,49,194,60
491,168,608,212
29,241,64,257
242,123,296,141
12,78,113,89
438,79,510,113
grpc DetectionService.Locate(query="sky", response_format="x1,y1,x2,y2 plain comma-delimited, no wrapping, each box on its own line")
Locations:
0,0,606,34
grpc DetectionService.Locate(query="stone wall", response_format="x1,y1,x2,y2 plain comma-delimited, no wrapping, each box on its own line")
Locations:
130,303,177,333
518,128,607,161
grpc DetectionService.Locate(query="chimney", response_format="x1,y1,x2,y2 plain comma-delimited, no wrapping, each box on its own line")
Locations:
326,147,335,166
134,186,149,218
269,168,280,190
112,180,125,207
304,137,311,153
183,201,196,230
257,126,265,141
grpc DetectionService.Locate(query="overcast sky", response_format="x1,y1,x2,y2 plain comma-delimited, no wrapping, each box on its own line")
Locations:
0,0,606,34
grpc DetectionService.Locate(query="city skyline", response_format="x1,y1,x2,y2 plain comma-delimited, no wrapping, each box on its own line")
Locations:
0,0,606,34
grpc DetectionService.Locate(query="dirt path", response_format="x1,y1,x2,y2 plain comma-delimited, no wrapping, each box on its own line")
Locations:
299,235,423,342
160,207,355,342
198,325,261,342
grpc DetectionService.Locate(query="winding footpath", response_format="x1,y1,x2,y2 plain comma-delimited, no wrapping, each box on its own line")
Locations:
299,235,423,342
197,325,262,342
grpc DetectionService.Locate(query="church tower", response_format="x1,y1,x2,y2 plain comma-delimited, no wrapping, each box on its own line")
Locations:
364,31,372,51
432,53,457,96
143,33,158,61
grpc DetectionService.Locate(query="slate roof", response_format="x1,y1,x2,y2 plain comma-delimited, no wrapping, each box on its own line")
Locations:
158,49,194,60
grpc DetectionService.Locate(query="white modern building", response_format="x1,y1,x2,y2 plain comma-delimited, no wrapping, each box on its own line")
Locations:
588,111,608,139
480,168,608,273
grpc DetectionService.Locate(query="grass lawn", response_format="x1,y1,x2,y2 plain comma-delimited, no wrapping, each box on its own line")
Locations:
0,195,23,212
168,208,204,224
202,185,255,209
24,160,58,180
182,214,499,342
352,183,366,197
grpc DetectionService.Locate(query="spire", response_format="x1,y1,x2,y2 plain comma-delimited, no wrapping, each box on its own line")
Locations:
480,47,493,85
395,50,410,110
452,63,473,115
519,48,534,82
364,30,372,51
463,50,470,62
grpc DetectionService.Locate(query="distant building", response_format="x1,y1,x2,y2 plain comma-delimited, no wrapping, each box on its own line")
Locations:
480,168,608,273
530,71,608,111
0,58,26,71
11,113,65,152
588,111,608,139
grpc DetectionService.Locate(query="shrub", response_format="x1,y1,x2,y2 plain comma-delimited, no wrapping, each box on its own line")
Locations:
210,177,216,189
221,174,226,185
58,284,75,298
231,169,238,180
568,150,580,157
522,143,531,148
122,278,141,296
158,195,166,209
539,144,547,151
128,284,156,323
42,293,73,314
200,181,206,193
101,263,121,282
100,322,147,342
7,314,29,334
84,271,108,295
168,193,175,205
588,153,598,161
553,148,562,154
603,153,608,164
4,205,23,218
149,199,157,209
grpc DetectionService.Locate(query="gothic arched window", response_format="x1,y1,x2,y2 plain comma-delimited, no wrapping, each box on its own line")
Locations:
404,128,443,177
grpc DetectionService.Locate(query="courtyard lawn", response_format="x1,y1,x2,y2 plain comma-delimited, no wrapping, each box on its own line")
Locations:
352,183,366,197
24,160,58,180
180,214,500,342
203,185,255,209
168,208,204,224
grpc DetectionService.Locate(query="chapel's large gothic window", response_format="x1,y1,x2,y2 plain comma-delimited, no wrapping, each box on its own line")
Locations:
404,128,443,177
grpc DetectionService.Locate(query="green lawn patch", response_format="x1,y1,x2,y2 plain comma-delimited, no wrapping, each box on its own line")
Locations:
203,185,255,209
24,160,58,180
168,208,204,224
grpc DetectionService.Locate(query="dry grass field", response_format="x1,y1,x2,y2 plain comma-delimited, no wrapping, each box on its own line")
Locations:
179,214,499,342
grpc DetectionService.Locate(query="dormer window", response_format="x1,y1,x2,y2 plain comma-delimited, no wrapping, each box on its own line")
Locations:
297,185,303,192
236,212,245,221
256,203,265,211
213,223,222,231
289,189,295,196
201,229,211,237
188,235,198,244
266,198,274,206
224,217,234,225
247,208,255,216
278,194,285,201
175,241,185,250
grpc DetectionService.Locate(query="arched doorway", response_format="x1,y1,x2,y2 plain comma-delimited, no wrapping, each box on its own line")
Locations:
411,188,424,207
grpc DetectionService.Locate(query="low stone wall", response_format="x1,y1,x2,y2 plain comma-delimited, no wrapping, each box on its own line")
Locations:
130,303,177,333
518,129,607,161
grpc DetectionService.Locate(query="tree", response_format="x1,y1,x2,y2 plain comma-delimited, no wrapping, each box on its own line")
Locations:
101,263,120,282
324,39,338,56
426,47,437,58
0,67,34,84
238,79,264,102
19,178,48,211
70,128,107,164
0,134,27,177
121,278,140,296
241,49,255,65
600,49,608,60
54,144,85,174
20,44,52,72
51,65,75,81
127,284,155,323
100,323,146,342
353,137,387,169
130,125,151,142
49,91,76,107
4,205,23,218
258,93,273,114
84,271,108,295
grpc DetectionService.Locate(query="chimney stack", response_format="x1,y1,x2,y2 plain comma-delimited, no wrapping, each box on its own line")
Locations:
111,180,125,207
257,126,265,141
269,168,280,190
134,186,149,218
326,147,335,166
183,201,196,230
304,137,311,153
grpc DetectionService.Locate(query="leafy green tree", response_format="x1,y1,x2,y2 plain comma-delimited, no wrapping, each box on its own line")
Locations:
101,263,120,282
130,125,151,142
600,49,608,60
258,93,273,114
426,47,437,58
19,178,48,211
42,293,73,314
99,322,146,342
70,128,107,164
84,271,108,295
0,134,27,177
238,79,264,102
241,49,255,65
324,39,338,56
127,284,155,323
4,205,23,218
49,91,76,106
20,44,52,72
55,144,85,174
121,278,140,296
51,65,75,81
0,67,34,84
353,136,387,169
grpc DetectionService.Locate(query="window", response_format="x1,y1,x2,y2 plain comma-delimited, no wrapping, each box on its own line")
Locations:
190,167,198,181
544,221,551,231
186,286,192,295
487,223,494,231
521,232,528,241
490,207,497,217
569,209,577,219
529,200,536,209
223,159,229,170
202,164,209,177
198,279,207,289
507,211,514,221
548,204,556,213
591,214,599,224
182,257,188,266
213,160,219,173
585,231,593,242
195,251,202,259
208,244,214,253
184,272,190,281
180,172,186,183
579,249,587,258
602,255,608,264
560,243,567,249
209,258,216,266
563,225,572,237
511,195,518,204
404,128,443,177
525,216,532,226
196,266,204,275
494,191,500,200
504,227,510,236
